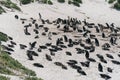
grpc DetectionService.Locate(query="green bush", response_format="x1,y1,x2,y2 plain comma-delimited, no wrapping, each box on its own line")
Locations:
108,0,116,3
10,3,21,11
48,0,53,5
118,0,120,3
114,2,120,10
0,75,10,80
25,77,43,80
72,1,80,7
0,0,21,11
0,32,8,42
57,0,65,3
0,51,36,76
0,6,6,14
0,65,14,75
73,0,82,3
41,0,47,3
20,0,32,4
68,0,72,4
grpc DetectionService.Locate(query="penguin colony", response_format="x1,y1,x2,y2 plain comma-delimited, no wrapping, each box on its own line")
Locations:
2,13,120,80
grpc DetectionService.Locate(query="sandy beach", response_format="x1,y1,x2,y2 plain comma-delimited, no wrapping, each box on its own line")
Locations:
0,0,120,80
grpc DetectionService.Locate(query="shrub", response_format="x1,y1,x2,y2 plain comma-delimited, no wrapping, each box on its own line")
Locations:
57,0,65,3
0,32,8,42
0,0,21,11
73,0,82,3
68,0,72,4
108,0,116,3
10,3,21,11
114,2,120,10
72,1,80,7
25,77,43,80
118,0,120,3
0,6,6,14
20,0,32,4
41,0,47,4
0,65,14,75
48,0,53,5
0,51,36,76
0,75,10,80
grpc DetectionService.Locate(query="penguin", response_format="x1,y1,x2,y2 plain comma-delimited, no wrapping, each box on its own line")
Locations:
15,15,19,19
19,44,27,49
35,23,39,29
111,60,120,65
56,38,60,46
80,61,90,67
41,19,45,24
63,35,68,42
77,69,87,76
95,26,100,33
69,38,73,44
8,36,13,40
110,37,114,45
102,32,105,38
106,54,114,59
24,27,31,35
29,41,37,50
10,41,16,45
33,63,44,68
70,64,82,70
107,67,113,73
33,29,39,34
68,60,78,64
85,50,89,59
106,23,110,28
95,38,99,46
55,62,67,70
89,46,95,52
27,52,33,60
86,38,91,44
82,19,87,26
98,63,103,72
39,45,47,49
27,50,38,56
88,58,96,62
100,74,111,80
32,19,36,24
83,26,86,32
57,24,60,28
96,54,104,60
100,59,107,64
66,51,72,56
45,54,52,61
39,13,42,20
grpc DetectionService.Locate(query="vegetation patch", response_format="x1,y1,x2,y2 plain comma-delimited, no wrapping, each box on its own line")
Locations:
108,0,120,10
0,75,10,80
0,0,21,11
48,0,53,5
0,31,43,80
73,0,82,3
0,51,36,76
108,0,116,3
0,32,8,42
41,0,53,5
68,0,82,7
20,0,32,5
0,6,6,14
57,0,65,3
114,2,120,10
25,77,43,80
72,1,80,7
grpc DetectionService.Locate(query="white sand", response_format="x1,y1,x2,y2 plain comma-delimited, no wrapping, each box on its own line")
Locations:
0,0,120,80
